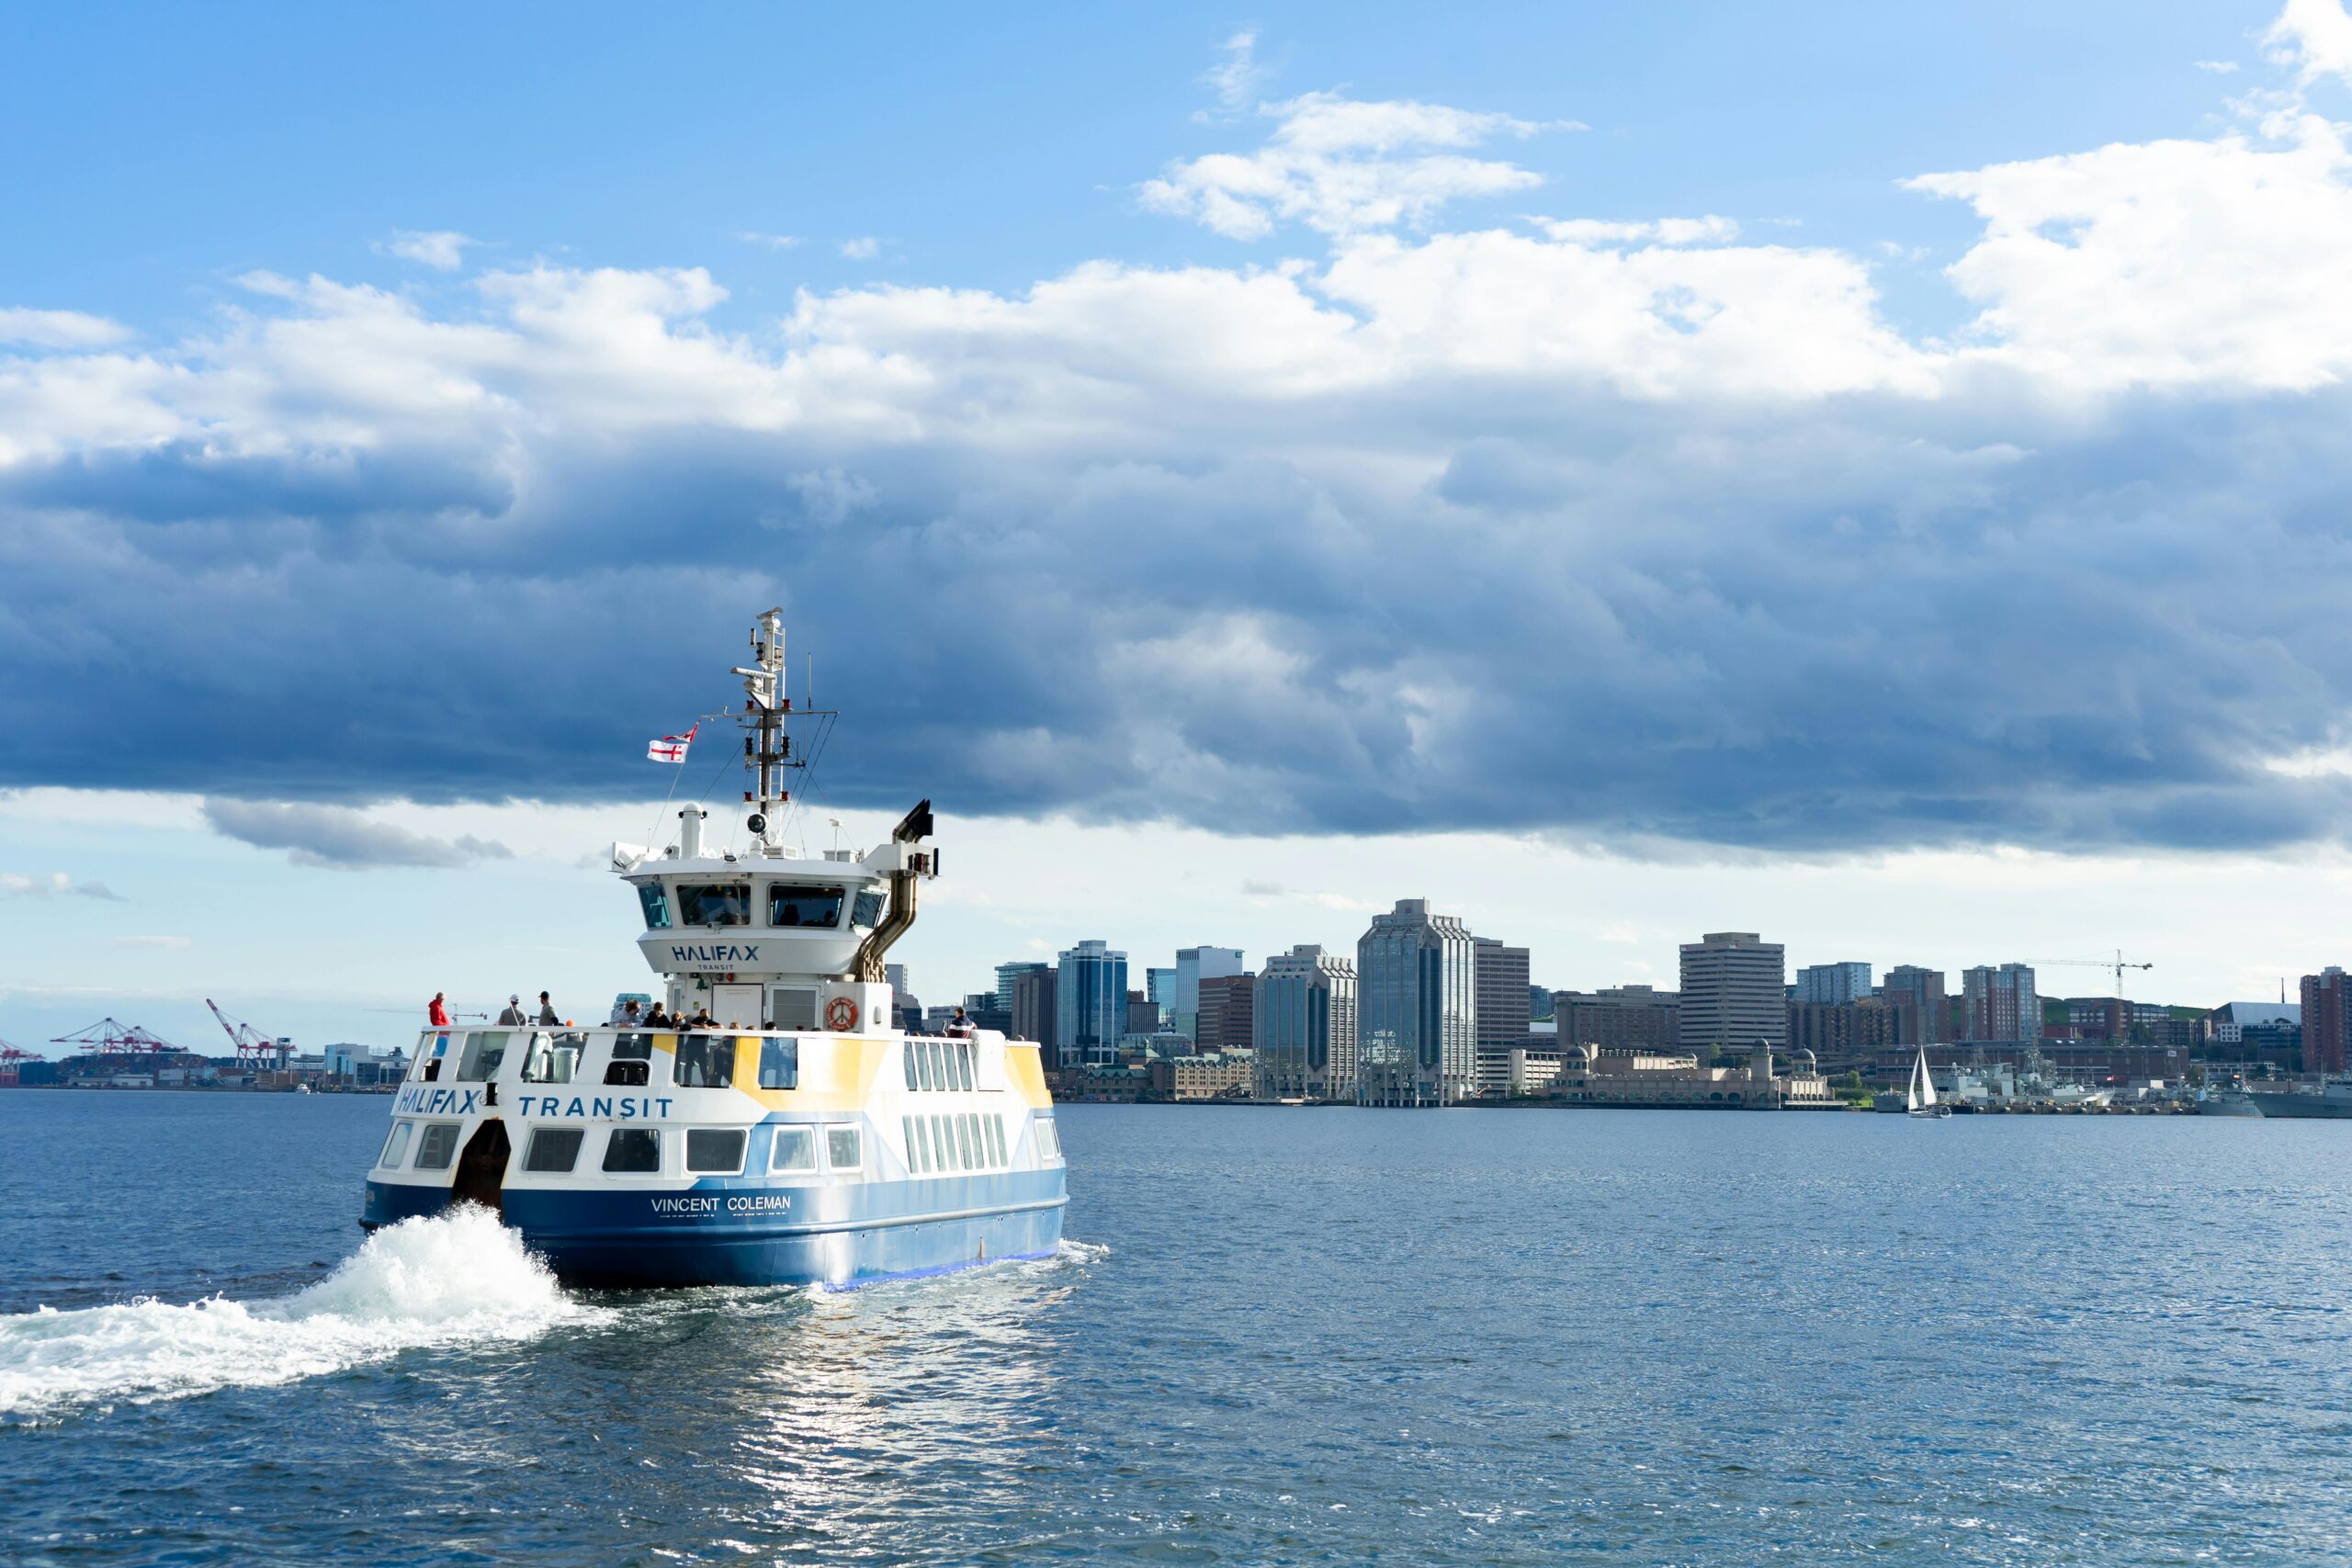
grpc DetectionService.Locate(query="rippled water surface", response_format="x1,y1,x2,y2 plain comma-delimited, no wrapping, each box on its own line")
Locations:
5,1092,2352,1564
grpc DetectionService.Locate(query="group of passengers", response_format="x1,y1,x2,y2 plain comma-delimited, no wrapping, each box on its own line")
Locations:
605,997,722,1032
425,990,566,1027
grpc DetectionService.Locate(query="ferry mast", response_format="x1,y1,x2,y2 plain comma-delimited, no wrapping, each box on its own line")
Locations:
735,606,811,853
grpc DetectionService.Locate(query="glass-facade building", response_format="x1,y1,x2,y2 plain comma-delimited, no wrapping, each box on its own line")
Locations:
1055,940,1129,1070
995,960,1048,1010
1253,945,1357,1101
1355,899,1476,1107
1171,946,1244,1042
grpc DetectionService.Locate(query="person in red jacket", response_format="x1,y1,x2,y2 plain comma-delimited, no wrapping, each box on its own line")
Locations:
428,992,451,1027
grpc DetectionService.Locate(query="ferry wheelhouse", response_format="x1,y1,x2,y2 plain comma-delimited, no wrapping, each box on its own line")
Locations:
360,610,1068,1287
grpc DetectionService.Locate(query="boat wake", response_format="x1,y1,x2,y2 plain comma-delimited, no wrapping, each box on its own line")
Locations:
0,1207,598,1422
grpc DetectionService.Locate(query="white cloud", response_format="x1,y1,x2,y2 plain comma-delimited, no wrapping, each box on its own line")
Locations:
2265,0,2352,85
1910,117,2352,390
383,230,477,270
739,231,803,250
840,236,881,260
2196,60,2243,74
1539,216,1741,246
2,872,125,901
1140,90,1559,239
0,308,131,349
1197,28,1271,119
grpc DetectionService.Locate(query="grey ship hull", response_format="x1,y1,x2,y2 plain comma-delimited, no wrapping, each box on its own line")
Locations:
2245,1090,2352,1120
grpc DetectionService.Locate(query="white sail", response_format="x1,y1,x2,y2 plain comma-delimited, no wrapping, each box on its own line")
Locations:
1908,1045,1934,1111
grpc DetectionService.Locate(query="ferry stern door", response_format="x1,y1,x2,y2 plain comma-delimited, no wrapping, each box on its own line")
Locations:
452,1121,512,1217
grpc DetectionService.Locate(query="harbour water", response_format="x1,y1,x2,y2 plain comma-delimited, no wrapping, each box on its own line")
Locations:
5,1092,2351,1564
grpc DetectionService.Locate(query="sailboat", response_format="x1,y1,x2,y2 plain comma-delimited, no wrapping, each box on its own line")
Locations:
1906,1044,1951,1120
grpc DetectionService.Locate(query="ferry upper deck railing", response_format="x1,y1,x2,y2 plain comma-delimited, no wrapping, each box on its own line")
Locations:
408,1024,1026,1093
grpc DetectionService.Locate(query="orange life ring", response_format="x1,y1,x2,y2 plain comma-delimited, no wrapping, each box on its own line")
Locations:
825,996,859,1032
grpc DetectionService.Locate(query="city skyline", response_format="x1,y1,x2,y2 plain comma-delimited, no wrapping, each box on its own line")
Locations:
13,1,2352,1054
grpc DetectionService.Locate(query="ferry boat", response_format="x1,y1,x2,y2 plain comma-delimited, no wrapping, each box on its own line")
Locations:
360,609,1069,1287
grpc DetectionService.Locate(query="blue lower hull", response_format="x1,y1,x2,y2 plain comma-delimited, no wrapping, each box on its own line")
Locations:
362,1172,1067,1289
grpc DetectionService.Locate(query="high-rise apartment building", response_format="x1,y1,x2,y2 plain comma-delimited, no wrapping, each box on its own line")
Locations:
1171,946,1245,1041
995,960,1048,1010
1962,964,2040,1043
1529,986,1555,1022
2301,967,2351,1075
1793,962,1872,1005
1473,937,1532,1051
1254,944,1357,1101
1882,965,1947,1044
1011,965,1057,1054
1679,932,1787,1056
1196,974,1256,1053
1554,986,1681,1053
1055,940,1129,1070
1357,899,1476,1106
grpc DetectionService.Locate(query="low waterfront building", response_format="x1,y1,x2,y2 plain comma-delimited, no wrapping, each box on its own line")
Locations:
1472,1046,1567,1098
1148,1049,1254,1100
1545,1043,1838,1110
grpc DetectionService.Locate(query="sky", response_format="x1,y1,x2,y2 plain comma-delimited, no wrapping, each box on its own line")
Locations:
6,0,2352,1054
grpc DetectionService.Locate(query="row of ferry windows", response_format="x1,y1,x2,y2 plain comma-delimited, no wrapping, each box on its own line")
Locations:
902,1111,1005,1175
905,1039,980,1093
377,1120,862,1178
638,882,888,932
418,1032,797,1091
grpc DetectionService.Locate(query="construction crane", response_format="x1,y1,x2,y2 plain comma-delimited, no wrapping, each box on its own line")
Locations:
206,999,292,1070
50,1018,178,1058
0,1042,44,1087
2029,950,2154,1001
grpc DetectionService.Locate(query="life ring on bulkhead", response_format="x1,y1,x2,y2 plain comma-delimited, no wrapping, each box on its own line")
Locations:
824,996,860,1032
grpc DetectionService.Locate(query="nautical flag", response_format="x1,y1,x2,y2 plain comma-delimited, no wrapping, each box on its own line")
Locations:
648,725,697,764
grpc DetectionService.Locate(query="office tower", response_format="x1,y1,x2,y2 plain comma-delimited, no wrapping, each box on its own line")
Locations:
1197,973,1257,1053
1530,986,1555,1022
1473,937,1532,1050
1679,931,1787,1057
1356,899,1476,1106
1055,940,1128,1071
995,960,1048,1010
2301,968,2350,1074
1172,947,1245,1041
1962,963,2040,1043
1792,962,1872,1005
1147,967,1177,1020
1553,986,1681,1052
1011,965,1058,1055
1882,965,1947,1044
1126,992,1162,1035
1254,944,1357,1101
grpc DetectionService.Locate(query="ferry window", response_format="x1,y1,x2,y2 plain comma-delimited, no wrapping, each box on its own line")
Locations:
686,1129,747,1174
852,889,887,930
974,1114,994,1168
637,882,672,930
986,1116,1006,1167
602,1127,662,1174
457,1032,509,1082
415,1035,450,1079
413,1122,461,1171
758,1038,798,1090
956,1043,975,1091
378,1121,413,1169
771,1125,818,1173
826,1124,863,1174
902,1116,928,1174
1036,1119,1061,1160
902,1045,919,1091
932,1117,956,1173
676,883,752,928
955,1116,975,1168
523,1032,582,1085
673,1034,737,1089
609,1032,652,1061
914,1042,935,1093
767,883,846,929
524,1128,585,1173
769,987,817,1032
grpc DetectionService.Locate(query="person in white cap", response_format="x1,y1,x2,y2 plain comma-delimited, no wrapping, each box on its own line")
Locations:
498,994,528,1025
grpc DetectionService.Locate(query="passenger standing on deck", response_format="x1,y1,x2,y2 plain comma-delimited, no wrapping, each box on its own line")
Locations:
428,992,451,1027
611,998,645,1027
536,991,560,1027
499,994,528,1026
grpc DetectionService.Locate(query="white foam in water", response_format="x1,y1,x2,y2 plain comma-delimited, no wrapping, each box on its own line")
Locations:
0,1207,596,1420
